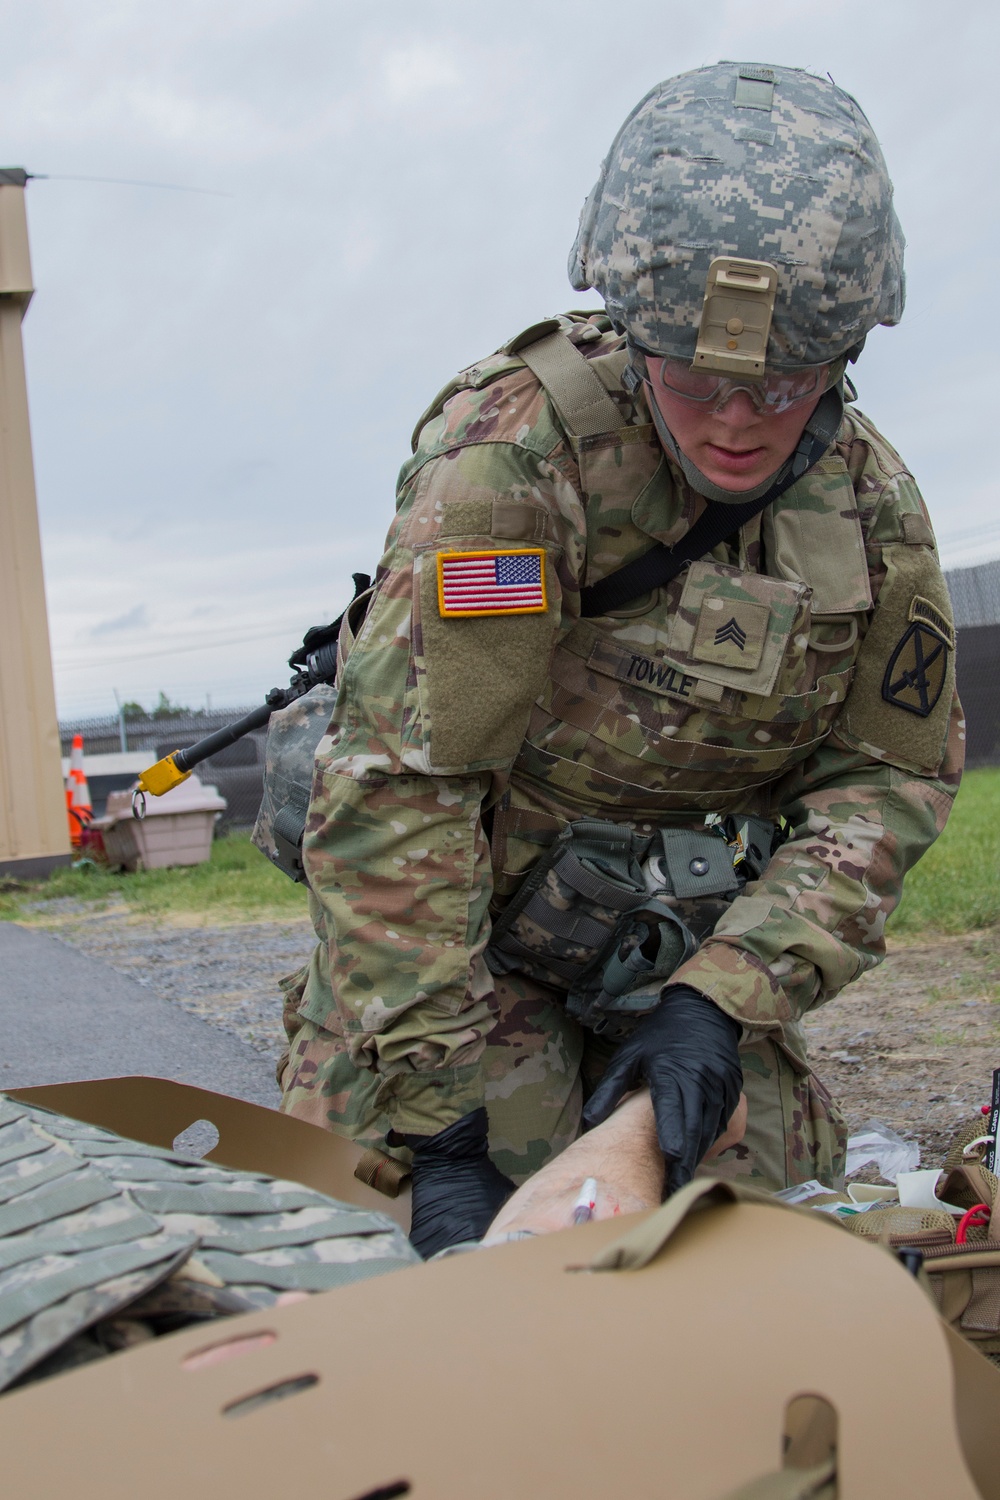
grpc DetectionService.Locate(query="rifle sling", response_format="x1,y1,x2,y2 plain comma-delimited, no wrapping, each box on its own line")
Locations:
578,396,839,618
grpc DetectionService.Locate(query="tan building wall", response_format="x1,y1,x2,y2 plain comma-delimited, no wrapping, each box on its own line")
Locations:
0,172,70,876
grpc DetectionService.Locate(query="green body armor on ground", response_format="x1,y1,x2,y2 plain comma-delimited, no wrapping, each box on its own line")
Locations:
0,1093,416,1393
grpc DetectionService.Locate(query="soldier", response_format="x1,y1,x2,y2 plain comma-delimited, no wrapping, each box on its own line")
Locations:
278,62,963,1257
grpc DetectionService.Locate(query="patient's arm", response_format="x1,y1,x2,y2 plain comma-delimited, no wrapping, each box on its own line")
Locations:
484,1090,747,1241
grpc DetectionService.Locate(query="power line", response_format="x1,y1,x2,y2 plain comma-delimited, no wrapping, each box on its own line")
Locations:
941,534,1000,558
52,620,311,669
29,172,233,199
939,516,1000,542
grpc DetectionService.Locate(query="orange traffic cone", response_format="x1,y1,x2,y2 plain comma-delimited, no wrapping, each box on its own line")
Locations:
66,733,93,848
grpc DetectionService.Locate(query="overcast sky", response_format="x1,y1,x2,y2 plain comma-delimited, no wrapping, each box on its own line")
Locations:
5,0,999,718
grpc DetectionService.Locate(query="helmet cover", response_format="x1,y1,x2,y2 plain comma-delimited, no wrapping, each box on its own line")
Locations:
570,63,905,368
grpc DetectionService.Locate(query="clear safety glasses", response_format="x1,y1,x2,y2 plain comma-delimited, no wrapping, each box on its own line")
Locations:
651,355,831,415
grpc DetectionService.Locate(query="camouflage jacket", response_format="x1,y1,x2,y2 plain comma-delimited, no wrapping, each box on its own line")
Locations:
296,312,963,1136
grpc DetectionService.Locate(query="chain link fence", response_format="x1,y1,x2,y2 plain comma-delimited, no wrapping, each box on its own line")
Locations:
57,707,261,759
59,707,268,830
947,559,1000,770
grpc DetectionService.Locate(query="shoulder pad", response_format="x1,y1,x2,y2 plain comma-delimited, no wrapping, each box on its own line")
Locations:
502,318,561,355
410,312,624,454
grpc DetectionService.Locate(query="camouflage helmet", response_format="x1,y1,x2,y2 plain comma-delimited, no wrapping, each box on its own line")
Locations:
569,63,905,370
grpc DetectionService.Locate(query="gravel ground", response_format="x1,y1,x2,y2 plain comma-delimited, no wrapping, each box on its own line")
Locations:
802,925,1000,1164
17,900,1000,1169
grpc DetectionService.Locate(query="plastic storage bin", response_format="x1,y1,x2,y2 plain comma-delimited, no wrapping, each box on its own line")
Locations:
95,775,227,871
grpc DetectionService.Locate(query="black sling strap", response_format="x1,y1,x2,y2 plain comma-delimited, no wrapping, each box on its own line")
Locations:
579,389,841,618
580,486,778,617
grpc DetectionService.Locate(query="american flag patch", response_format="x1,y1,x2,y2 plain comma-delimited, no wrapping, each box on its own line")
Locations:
437,549,547,617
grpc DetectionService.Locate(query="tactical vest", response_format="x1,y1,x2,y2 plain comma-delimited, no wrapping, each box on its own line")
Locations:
255,314,923,899
457,318,874,907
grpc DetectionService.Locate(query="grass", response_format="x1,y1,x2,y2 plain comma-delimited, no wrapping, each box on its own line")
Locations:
0,831,309,924
2,766,997,936
889,766,1000,937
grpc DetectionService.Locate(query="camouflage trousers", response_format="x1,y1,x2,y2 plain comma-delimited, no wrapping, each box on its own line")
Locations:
279,970,847,1192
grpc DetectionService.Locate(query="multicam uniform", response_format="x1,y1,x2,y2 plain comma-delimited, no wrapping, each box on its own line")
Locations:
278,310,962,1192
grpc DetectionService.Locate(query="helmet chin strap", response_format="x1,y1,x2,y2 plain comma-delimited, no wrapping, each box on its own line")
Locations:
645,382,846,506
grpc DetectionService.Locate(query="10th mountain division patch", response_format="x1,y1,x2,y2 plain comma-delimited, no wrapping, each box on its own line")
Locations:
882,620,950,718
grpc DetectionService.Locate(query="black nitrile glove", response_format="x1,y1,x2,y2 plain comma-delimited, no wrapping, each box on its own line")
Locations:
582,984,743,1197
397,1107,515,1259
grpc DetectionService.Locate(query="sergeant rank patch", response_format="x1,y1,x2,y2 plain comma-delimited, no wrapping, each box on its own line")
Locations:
882,621,949,718
437,548,547,617
691,594,769,671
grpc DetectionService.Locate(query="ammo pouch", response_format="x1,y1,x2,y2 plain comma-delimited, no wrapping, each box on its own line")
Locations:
484,816,777,1039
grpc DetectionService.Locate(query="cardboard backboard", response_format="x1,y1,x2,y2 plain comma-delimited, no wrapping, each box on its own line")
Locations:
5,1076,1000,1499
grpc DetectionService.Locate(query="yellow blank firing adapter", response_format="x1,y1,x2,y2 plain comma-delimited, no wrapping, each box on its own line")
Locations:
135,751,192,798
694,256,779,378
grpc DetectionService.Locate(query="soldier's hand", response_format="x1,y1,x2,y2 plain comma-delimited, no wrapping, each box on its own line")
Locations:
397,1107,515,1258
582,984,743,1197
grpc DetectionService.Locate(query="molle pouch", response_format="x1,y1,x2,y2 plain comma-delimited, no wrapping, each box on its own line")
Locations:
641,815,779,946
664,560,811,700
335,581,379,679
485,817,777,1038
917,1155,1000,1361
566,823,751,1038
718,814,781,880
484,820,654,993
564,905,698,1039
252,684,339,883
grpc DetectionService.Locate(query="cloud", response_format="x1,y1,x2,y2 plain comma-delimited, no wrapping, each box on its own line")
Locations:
380,43,460,104
90,603,148,637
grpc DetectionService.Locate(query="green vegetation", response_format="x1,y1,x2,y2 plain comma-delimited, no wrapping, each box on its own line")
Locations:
0,832,309,924
889,767,1000,936
1,767,997,935
122,691,203,720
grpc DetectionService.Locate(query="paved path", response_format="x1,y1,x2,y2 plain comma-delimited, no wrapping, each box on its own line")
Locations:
15,901,313,1066
1,921,280,1108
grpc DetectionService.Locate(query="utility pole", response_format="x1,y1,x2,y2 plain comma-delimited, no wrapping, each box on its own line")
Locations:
0,170,70,877
113,689,128,753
